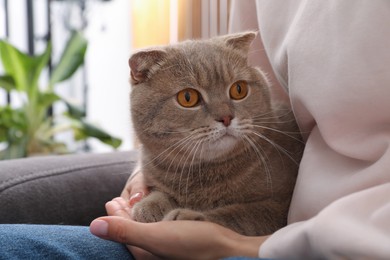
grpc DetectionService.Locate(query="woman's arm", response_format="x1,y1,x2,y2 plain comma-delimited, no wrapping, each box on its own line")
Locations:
91,197,269,260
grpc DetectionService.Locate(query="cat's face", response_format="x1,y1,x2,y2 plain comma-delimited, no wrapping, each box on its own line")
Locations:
130,32,271,163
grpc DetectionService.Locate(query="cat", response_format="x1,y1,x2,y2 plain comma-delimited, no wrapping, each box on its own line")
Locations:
128,32,304,236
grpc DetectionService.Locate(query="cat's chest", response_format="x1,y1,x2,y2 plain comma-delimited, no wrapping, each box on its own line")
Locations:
144,159,263,207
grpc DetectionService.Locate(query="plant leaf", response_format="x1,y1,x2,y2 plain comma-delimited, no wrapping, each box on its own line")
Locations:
0,40,28,91
0,40,51,95
0,75,16,91
38,91,61,110
0,105,28,145
50,30,88,85
31,43,52,94
71,119,122,149
63,99,86,119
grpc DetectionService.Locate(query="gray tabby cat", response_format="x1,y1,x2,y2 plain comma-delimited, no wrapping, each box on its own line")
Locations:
128,32,304,236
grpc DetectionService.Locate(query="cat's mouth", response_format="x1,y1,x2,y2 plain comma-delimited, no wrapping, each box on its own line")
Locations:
205,130,238,153
193,123,244,161
219,133,235,141
199,134,238,161
213,125,241,143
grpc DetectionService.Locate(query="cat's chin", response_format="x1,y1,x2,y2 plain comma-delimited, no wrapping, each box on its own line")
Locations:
200,135,239,161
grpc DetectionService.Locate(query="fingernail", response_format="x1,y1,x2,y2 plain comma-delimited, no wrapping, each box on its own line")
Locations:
90,220,108,237
129,192,144,207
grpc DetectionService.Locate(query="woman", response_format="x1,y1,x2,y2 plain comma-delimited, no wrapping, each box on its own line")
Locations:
1,1,389,259
91,0,390,259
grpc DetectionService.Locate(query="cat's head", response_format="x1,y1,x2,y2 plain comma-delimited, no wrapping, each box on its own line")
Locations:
129,32,271,163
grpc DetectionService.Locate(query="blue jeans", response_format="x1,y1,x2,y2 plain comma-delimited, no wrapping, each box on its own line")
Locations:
0,224,264,260
0,224,133,260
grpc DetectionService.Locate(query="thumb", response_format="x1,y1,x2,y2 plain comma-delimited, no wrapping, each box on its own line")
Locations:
90,217,143,245
90,217,163,260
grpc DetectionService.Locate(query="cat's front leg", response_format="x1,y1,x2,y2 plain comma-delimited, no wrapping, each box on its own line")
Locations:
132,191,177,223
203,200,289,236
163,208,207,221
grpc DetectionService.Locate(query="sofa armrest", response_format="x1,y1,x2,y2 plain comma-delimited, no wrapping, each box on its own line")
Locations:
0,151,137,226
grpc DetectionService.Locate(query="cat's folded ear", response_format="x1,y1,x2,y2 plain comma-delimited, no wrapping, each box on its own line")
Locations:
128,49,167,84
221,31,257,57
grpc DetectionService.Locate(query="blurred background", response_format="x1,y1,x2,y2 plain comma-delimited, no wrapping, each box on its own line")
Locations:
0,0,231,160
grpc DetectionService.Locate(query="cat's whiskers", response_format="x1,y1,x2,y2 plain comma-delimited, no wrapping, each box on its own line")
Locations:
251,109,307,131
251,123,304,144
241,135,273,191
250,130,287,170
198,141,205,190
184,139,203,207
138,130,203,189
253,118,299,125
140,132,194,172
163,126,232,196
147,127,207,167
183,126,223,145
161,132,203,188
252,113,295,122
251,109,289,120
177,137,203,203
236,119,300,186
163,127,212,192
249,129,300,166
163,135,196,186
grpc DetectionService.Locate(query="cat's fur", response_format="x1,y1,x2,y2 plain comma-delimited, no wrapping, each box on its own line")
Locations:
128,32,304,236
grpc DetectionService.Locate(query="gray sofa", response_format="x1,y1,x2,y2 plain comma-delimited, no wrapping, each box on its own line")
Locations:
0,151,137,226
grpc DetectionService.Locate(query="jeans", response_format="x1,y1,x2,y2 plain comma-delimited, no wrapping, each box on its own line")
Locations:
0,224,265,260
0,224,133,260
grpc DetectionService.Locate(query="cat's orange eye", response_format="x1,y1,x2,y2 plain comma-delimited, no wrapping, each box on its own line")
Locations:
230,81,248,100
177,88,200,108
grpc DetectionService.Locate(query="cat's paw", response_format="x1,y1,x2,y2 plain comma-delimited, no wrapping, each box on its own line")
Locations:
132,200,164,223
132,192,176,223
163,208,207,221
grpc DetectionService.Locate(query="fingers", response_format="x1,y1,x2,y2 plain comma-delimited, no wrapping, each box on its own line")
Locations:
90,217,149,246
105,197,132,218
90,217,237,260
104,198,160,258
117,171,148,221
106,195,146,219
129,192,144,207
90,217,196,258
121,171,148,200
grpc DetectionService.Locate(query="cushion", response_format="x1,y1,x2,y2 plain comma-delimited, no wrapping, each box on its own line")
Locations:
0,151,137,225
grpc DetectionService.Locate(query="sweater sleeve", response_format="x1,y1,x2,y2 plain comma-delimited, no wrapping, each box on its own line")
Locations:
230,1,390,259
259,183,390,259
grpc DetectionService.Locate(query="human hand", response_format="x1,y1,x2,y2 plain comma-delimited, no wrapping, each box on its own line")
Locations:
118,170,154,257
90,197,269,260
121,171,149,208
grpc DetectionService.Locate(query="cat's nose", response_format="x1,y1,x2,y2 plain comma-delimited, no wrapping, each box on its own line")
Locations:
217,115,233,127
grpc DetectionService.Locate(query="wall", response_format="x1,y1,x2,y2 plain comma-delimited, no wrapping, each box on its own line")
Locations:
84,0,133,153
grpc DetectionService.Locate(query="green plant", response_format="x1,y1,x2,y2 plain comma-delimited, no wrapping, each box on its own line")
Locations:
0,30,121,160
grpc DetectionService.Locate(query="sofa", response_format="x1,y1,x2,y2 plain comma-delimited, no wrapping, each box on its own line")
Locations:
0,151,137,226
